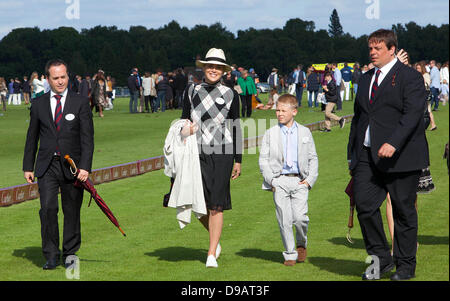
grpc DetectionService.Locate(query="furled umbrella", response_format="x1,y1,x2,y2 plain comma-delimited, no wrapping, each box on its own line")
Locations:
344,177,355,244
64,155,126,237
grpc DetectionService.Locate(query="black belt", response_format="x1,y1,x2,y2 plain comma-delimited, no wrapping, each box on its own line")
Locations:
282,173,300,177
53,155,61,161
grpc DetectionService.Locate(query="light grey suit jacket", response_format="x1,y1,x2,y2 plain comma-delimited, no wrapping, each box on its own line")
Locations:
259,122,319,190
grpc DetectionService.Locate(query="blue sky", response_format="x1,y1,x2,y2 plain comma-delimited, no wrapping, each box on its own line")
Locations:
0,0,448,39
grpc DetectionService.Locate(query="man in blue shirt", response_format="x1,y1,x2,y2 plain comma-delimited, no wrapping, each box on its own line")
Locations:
429,60,441,111
341,63,353,101
332,63,343,110
295,65,305,107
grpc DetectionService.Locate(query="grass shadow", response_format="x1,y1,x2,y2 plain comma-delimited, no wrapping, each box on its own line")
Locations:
417,235,449,245
308,257,366,277
12,246,43,267
145,246,206,263
235,248,281,264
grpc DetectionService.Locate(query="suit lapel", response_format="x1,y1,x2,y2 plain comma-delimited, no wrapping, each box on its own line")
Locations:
372,60,402,107
359,69,374,112
275,124,284,163
296,122,302,162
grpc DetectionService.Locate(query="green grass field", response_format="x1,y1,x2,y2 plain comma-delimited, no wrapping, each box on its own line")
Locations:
0,94,448,281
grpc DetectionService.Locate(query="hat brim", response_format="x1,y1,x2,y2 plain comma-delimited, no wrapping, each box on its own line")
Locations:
196,60,232,72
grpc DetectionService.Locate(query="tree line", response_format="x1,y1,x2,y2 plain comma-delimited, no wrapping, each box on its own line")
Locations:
0,13,448,86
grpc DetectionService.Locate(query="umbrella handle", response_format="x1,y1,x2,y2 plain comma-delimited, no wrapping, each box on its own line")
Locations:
346,228,354,244
348,207,354,228
64,155,78,176
119,227,126,237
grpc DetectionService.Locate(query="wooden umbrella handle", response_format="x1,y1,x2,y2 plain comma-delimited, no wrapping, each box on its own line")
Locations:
64,155,78,175
348,207,354,228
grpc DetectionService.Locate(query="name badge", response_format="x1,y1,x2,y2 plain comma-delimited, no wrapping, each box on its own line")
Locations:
65,114,75,121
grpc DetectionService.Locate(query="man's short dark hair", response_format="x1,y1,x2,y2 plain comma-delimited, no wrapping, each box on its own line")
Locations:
45,59,69,76
324,71,332,78
368,29,398,52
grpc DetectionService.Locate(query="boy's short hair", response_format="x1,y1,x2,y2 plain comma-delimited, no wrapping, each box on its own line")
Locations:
324,71,332,78
277,94,298,109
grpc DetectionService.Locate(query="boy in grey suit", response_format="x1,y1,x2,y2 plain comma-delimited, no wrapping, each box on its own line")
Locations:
259,94,318,266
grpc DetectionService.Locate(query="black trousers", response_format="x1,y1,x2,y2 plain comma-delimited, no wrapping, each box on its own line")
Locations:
353,147,420,274
144,95,154,112
240,94,252,118
37,157,83,261
336,88,342,110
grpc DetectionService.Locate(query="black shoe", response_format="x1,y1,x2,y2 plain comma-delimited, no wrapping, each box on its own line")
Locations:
362,262,394,280
62,255,78,268
339,118,346,129
43,258,60,270
320,128,331,132
430,126,437,131
390,270,415,281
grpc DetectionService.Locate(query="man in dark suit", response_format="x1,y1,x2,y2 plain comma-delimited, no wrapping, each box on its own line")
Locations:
174,68,187,109
347,29,429,281
127,68,140,113
23,59,94,270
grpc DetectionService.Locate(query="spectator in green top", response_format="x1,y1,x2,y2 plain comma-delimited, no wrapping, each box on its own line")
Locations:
237,69,257,118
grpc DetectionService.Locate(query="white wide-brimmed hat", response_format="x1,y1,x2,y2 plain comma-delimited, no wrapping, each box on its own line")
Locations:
196,48,232,72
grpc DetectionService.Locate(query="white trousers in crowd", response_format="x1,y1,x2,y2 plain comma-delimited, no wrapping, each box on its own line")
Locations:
288,84,296,95
8,94,21,105
343,81,351,101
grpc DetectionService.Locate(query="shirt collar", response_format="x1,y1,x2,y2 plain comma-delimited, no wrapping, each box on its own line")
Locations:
50,88,68,100
375,57,398,75
280,121,297,134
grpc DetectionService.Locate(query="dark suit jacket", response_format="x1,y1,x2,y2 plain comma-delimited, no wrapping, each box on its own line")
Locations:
127,74,139,92
324,80,337,103
23,91,94,180
347,60,429,173
79,79,89,97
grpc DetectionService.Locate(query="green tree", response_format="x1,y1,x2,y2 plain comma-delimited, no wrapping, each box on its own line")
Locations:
328,9,344,37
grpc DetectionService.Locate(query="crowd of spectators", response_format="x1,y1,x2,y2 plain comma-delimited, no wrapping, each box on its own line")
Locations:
2,59,448,122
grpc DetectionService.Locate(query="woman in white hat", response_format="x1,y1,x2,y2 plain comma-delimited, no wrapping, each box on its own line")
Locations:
180,48,242,268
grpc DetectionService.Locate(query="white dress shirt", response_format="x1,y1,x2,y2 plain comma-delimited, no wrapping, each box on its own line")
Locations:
50,88,68,121
364,57,398,147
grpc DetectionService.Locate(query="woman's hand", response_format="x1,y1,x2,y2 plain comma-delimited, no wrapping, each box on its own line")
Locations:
231,163,241,180
181,120,197,137
397,49,409,65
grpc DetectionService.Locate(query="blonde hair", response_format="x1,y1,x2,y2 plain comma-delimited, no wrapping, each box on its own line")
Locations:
277,94,297,109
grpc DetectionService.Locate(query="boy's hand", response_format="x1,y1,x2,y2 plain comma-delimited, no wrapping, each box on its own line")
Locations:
299,180,310,189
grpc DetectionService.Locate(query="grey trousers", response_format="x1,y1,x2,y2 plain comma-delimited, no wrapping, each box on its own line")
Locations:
272,175,309,261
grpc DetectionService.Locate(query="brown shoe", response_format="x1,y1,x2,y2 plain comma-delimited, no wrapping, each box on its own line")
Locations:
283,260,296,266
297,247,307,262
